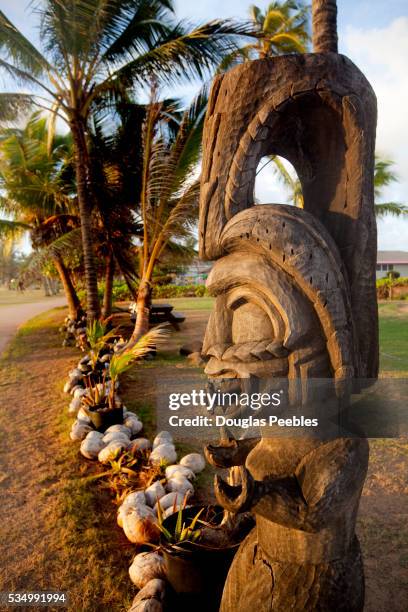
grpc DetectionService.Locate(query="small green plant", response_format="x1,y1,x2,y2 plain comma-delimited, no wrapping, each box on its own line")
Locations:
86,319,118,369
81,379,109,408
81,325,169,414
87,453,164,501
157,499,204,545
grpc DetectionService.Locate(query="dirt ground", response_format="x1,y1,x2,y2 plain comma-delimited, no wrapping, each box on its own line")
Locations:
0,310,136,611
0,307,407,611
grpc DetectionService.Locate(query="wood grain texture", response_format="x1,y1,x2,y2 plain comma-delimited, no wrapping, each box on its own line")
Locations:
199,53,378,378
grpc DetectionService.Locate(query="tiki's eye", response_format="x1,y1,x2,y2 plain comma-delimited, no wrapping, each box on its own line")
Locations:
231,300,274,344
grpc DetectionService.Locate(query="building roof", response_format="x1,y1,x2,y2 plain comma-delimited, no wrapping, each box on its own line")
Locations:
377,250,408,264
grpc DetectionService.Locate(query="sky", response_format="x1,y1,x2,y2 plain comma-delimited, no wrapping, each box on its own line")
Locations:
1,0,408,252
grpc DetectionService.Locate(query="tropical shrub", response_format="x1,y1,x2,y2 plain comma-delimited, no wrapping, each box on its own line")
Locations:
152,284,208,298
376,276,408,299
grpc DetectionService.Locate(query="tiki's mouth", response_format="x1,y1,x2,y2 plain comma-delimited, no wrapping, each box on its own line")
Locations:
205,340,288,363
203,340,289,380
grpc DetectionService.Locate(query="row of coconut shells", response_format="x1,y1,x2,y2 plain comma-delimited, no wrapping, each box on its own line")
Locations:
123,450,205,610
65,353,206,610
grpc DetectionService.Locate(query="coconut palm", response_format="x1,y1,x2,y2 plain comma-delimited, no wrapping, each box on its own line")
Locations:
266,153,408,218
220,1,310,68
129,88,206,343
312,0,338,52
0,220,30,287
87,104,146,314
373,156,408,217
224,2,310,195
0,1,250,320
0,113,83,317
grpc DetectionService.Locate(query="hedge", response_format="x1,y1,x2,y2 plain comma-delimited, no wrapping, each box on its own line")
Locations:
77,282,208,304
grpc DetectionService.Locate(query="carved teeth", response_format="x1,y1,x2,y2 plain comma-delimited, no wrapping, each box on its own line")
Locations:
249,340,271,360
222,342,260,362
205,341,290,363
232,342,261,362
221,345,241,362
206,343,230,360
204,358,238,377
266,341,289,358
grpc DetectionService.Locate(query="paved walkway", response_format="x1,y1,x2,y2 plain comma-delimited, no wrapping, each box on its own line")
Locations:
0,296,66,355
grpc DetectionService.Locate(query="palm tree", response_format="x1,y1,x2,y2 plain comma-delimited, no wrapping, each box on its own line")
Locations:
221,1,310,68
87,105,146,314
130,88,206,343
0,1,250,320
259,156,304,207
265,153,408,218
0,113,82,318
373,156,408,217
312,0,338,52
224,2,310,195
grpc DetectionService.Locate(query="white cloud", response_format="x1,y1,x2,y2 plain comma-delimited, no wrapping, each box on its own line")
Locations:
344,17,408,250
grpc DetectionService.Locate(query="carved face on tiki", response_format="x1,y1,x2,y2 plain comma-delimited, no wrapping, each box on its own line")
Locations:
202,205,353,393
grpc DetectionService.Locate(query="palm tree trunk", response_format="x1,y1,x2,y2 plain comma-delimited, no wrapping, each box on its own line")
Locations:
113,254,138,300
43,276,51,296
70,116,100,321
102,251,115,318
130,278,152,343
312,0,338,52
53,253,81,319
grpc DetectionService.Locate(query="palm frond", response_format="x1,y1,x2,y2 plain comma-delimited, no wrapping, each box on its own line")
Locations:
159,179,200,241
170,84,207,186
374,156,398,199
269,32,307,52
375,202,408,218
0,217,30,238
110,323,170,377
262,9,287,32
101,0,174,63
0,10,50,75
105,19,253,88
0,57,47,91
21,227,82,275
218,46,253,72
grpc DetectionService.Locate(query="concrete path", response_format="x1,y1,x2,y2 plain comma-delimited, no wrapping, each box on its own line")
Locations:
0,296,66,355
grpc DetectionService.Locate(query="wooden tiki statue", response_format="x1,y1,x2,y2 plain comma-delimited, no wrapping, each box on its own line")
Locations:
198,1,378,610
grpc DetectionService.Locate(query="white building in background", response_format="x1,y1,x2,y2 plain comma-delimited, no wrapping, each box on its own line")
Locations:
376,251,408,279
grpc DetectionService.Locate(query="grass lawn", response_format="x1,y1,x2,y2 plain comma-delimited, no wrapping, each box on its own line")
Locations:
154,296,214,311
0,309,136,611
378,301,408,373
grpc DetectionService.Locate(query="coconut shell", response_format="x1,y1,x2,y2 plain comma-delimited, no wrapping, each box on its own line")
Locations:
122,506,159,545
129,552,165,589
